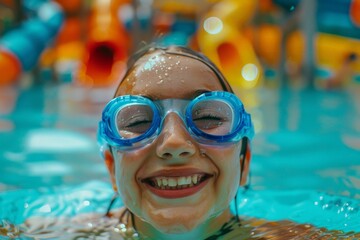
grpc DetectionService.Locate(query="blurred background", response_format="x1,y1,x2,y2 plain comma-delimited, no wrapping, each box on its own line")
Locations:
0,0,360,233
1,0,360,88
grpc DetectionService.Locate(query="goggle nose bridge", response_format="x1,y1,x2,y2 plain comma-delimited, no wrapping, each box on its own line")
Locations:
155,98,190,117
154,98,191,130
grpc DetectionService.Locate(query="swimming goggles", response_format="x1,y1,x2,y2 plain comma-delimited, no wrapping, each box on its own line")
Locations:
98,91,254,150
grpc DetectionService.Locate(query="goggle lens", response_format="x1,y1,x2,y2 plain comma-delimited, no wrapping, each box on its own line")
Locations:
116,104,154,139
191,100,234,136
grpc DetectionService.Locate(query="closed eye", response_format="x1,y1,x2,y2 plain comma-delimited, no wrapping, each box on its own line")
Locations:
118,116,153,134
124,120,152,128
193,115,223,121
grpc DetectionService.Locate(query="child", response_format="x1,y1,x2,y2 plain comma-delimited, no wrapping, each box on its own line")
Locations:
98,45,253,239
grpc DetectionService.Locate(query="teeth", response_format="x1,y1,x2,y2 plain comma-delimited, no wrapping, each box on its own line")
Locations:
156,178,162,187
151,174,205,189
162,178,168,186
168,178,177,187
178,177,187,185
192,175,198,184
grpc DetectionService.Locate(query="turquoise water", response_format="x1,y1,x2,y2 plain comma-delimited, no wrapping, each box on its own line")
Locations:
0,84,360,235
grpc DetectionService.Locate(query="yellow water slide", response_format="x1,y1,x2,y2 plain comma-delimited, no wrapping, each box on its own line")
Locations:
196,0,262,89
287,31,360,77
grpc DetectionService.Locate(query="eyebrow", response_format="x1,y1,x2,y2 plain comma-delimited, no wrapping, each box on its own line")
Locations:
193,89,210,98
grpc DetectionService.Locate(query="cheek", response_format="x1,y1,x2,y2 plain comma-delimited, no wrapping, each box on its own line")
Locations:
113,150,145,211
206,146,241,207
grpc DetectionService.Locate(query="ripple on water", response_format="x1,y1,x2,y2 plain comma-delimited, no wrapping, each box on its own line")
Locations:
236,189,360,233
2,214,360,240
1,181,360,239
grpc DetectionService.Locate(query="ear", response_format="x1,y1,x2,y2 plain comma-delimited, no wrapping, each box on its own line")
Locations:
104,148,118,192
239,141,251,186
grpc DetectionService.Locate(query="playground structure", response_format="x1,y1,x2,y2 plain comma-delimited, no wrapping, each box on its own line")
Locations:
196,0,263,89
0,0,64,85
1,0,360,88
75,0,130,86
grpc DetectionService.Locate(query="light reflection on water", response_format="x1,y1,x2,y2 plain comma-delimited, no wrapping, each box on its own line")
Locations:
0,84,360,237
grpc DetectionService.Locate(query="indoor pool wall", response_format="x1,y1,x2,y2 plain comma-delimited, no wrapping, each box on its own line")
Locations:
0,83,360,233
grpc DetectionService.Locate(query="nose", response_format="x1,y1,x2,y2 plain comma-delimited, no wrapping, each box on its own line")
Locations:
156,113,196,161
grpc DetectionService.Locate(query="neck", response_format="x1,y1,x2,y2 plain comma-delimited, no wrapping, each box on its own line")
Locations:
134,208,234,240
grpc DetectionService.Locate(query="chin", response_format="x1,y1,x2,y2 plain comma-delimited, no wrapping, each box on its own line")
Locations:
148,208,208,233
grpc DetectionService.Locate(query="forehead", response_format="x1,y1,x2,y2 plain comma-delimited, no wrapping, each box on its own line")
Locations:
115,52,224,99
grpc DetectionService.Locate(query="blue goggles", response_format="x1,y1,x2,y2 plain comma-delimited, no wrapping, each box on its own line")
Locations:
98,91,254,150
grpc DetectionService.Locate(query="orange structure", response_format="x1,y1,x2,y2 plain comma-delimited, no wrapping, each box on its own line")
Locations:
55,0,82,14
75,0,130,86
0,50,21,85
350,0,360,27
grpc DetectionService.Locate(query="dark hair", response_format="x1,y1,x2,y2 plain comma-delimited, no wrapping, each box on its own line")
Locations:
114,44,234,96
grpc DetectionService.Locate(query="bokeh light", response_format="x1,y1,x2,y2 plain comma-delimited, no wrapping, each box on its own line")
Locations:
241,63,259,82
203,16,223,35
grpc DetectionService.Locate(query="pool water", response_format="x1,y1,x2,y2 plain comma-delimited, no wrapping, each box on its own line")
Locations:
0,84,360,238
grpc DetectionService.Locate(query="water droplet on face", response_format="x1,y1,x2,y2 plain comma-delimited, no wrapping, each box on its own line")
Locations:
168,67,171,70
180,80,185,83
157,80,164,84
164,73,168,76
186,140,193,145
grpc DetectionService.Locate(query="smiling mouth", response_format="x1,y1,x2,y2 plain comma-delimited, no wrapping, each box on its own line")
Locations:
142,174,212,199
143,174,211,190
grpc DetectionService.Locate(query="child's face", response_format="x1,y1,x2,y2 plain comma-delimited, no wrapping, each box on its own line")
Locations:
108,52,244,233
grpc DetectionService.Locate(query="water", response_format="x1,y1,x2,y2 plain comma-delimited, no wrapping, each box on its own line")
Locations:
1,182,360,239
0,84,360,239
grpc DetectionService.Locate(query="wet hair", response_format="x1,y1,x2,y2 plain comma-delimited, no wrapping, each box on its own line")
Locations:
114,44,234,96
